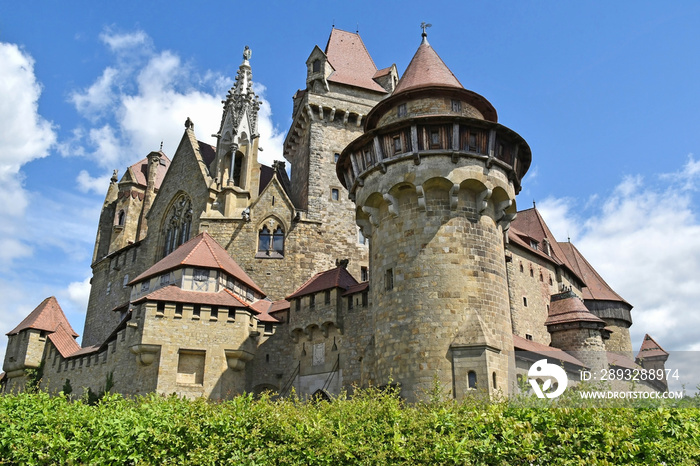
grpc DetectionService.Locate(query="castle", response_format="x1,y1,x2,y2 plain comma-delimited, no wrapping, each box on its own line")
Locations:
2,29,669,401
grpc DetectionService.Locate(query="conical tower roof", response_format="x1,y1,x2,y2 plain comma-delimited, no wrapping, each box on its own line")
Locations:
392,35,463,95
7,296,79,337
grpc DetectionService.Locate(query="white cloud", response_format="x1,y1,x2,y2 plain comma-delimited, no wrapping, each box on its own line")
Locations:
99,30,149,52
77,170,112,194
540,158,700,352
67,30,287,190
253,83,286,166
70,67,119,119
63,277,92,317
0,42,57,259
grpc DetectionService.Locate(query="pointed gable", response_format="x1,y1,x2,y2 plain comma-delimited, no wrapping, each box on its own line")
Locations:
7,297,78,337
636,334,668,359
393,36,463,95
122,152,171,189
510,207,584,282
287,266,358,299
558,242,630,305
324,28,387,93
130,232,264,295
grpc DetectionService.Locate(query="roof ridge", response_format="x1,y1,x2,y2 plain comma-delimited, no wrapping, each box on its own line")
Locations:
202,233,225,270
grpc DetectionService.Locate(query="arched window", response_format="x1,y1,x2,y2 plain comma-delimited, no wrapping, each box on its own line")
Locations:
232,152,244,187
468,371,477,389
257,221,285,258
273,226,284,254
163,194,193,257
258,226,271,253
117,210,125,226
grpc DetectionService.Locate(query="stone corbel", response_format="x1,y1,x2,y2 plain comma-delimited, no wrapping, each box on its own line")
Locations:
495,199,513,222
343,112,349,125
416,185,427,211
477,188,492,215
362,206,380,227
329,107,336,121
499,212,517,233
322,321,341,337
355,114,363,127
318,106,324,120
449,184,460,210
224,349,254,371
303,327,313,341
130,344,160,366
413,152,421,165
383,193,399,217
305,104,314,121
357,218,373,239
451,151,460,164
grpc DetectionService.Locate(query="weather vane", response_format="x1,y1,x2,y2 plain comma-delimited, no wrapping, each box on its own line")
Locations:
420,22,432,37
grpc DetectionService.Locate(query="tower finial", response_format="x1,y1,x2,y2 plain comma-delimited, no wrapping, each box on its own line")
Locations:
243,45,251,63
159,141,163,151
420,22,432,43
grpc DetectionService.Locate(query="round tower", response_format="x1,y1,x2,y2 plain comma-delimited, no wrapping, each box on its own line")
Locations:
337,32,532,400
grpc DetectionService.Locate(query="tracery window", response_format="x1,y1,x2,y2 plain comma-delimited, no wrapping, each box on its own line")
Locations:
257,220,285,258
163,194,193,257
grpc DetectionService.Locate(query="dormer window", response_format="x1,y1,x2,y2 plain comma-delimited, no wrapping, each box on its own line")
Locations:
312,59,321,72
530,240,538,250
193,269,209,282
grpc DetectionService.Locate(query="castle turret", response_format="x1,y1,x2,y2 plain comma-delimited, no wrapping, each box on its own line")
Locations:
337,31,531,400
3,297,79,393
92,170,119,263
635,334,669,391
136,150,162,241
545,290,607,375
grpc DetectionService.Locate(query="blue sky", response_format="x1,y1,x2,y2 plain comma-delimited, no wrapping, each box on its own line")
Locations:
2,1,700,387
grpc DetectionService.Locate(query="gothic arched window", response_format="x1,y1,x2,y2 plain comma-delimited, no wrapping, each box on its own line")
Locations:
163,194,193,257
257,221,284,258
232,152,244,187
117,210,125,226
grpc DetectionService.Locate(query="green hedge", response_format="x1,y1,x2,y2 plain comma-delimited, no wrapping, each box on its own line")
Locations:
0,387,698,465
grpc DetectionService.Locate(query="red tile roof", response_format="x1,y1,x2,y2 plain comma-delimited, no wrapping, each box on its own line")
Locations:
511,208,567,261
324,29,387,93
47,324,81,358
129,232,264,296
342,281,369,296
132,285,257,311
513,334,585,367
392,37,463,95
558,242,629,305
636,334,669,359
287,266,358,299
125,152,171,189
250,300,282,323
7,296,78,337
545,291,605,327
607,352,640,370
269,299,291,314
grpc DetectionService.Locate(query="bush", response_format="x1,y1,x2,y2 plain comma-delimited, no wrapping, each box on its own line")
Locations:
0,388,698,465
